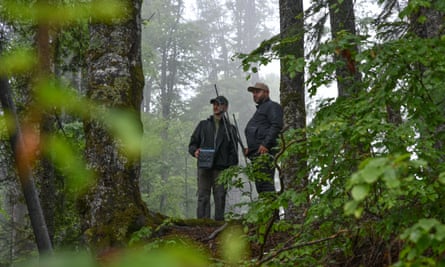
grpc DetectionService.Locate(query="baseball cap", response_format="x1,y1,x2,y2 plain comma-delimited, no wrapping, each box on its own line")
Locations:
247,82,269,92
210,95,229,105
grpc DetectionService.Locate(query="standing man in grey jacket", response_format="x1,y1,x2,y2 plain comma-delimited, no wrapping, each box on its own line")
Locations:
188,96,239,221
244,82,283,194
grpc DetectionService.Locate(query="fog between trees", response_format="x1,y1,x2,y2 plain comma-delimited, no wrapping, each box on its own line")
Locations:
2,0,445,265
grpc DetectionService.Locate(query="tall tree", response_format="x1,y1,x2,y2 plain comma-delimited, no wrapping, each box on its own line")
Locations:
141,0,215,215
81,0,153,251
409,1,445,170
0,21,38,263
328,0,361,97
0,4,54,256
279,0,307,221
34,0,57,242
195,0,233,81
0,58,53,255
142,0,184,213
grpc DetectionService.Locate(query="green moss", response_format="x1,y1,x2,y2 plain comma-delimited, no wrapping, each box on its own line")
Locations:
172,218,226,227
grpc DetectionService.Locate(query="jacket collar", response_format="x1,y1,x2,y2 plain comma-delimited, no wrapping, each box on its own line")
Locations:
256,97,270,108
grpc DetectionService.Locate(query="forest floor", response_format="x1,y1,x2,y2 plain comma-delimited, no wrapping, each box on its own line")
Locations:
155,219,400,266
158,219,289,263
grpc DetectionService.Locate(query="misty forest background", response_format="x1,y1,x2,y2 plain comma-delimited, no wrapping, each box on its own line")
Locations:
1,0,445,266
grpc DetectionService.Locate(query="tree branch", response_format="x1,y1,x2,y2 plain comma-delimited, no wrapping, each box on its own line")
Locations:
256,229,349,266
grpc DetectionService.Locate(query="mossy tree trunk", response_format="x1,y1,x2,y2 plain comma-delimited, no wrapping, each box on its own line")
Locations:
279,0,307,222
82,0,156,252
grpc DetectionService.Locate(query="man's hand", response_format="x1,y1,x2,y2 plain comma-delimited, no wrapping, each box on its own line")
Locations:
194,148,201,158
258,145,269,154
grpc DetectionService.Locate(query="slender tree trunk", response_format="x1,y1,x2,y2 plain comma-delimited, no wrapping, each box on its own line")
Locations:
0,71,53,255
409,3,445,156
35,15,56,243
143,77,153,113
158,0,183,213
328,0,361,98
329,0,367,170
234,0,259,81
3,181,36,263
159,43,170,214
279,0,307,221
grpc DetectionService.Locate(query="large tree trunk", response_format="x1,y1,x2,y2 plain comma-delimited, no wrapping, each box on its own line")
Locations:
279,0,307,221
82,0,156,252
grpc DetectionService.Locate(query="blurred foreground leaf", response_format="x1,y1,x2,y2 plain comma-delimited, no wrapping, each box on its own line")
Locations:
19,251,95,267
45,135,94,193
104,109,143,158
107,245,209,267
220,225,249,265
0,48,37,75
2,0,127,24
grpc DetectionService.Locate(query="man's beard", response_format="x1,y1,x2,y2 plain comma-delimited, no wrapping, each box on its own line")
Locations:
215,107,225,115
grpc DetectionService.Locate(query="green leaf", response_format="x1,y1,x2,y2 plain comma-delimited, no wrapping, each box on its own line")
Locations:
351,184,370,201
220,226,248,264
46,135,94,193
3,0,126,24
383,168,400,188
418,218,438,231
104,109,142,157
344,200,358,216
360,158,388,183
361,169,379,184
0,49,37,75
354,207,363,218
438,172,445,184
35,80,91,117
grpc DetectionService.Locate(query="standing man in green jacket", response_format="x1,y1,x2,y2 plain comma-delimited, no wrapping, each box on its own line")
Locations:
188,96,239,221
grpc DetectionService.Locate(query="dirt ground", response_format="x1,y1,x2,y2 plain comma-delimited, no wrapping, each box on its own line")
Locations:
159,220,289,262
157,220,399,266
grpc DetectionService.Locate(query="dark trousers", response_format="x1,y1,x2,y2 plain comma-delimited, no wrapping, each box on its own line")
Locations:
249,153,276,194
197,168,226,221
255,164,276,194
249,154,279,220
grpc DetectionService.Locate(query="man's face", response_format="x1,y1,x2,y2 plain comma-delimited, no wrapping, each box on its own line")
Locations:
213,102,227,115
251,88,269,104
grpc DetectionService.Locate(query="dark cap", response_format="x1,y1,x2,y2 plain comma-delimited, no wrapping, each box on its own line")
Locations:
210,95,229,105
247,82,269,92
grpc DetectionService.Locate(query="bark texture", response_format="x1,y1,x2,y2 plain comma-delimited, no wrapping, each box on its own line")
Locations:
329,0,361,97
35,13,57,243
82,0,153,251
279,0,307,221
0,72,53,255
329,0,368,169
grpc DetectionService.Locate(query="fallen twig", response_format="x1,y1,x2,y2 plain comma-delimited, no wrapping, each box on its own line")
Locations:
256,229,349,266
203,222,228,241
